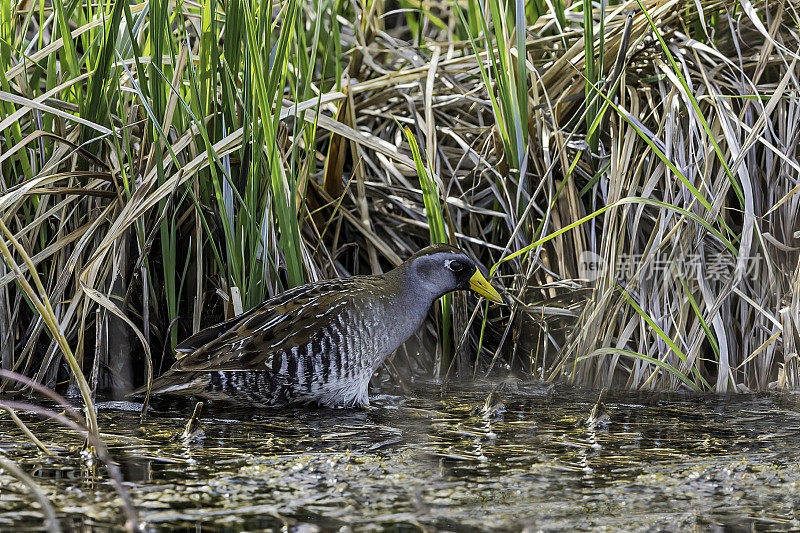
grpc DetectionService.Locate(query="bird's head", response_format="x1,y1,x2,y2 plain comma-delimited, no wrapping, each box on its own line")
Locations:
404,244,503,303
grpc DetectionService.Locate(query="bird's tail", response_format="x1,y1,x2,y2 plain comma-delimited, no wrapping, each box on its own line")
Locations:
130,370,210,397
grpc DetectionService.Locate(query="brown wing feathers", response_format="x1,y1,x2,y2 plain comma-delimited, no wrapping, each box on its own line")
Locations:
173,278,360,373
174,304,262,357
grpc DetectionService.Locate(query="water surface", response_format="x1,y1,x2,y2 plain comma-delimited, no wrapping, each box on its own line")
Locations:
2,382,800,531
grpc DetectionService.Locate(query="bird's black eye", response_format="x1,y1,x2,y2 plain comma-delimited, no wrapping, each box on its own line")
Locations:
446,259,464,272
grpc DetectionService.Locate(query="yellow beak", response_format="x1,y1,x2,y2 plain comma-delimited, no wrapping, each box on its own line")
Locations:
469,270,504,303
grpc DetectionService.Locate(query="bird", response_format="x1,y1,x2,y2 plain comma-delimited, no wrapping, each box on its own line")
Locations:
138,244,503,408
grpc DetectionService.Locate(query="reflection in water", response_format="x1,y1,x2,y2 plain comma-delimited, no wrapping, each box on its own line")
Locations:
2,383,800,531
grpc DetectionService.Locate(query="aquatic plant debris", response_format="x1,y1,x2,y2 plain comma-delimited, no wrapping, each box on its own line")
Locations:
1,384,799,531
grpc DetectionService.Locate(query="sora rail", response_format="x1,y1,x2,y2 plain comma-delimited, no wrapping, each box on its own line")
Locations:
140,244,503,407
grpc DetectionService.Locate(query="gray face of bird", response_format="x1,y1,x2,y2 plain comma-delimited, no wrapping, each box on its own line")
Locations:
406,251,476,301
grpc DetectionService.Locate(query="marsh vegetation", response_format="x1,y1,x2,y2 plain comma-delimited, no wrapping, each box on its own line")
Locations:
0,0,799,529
1,0,798,398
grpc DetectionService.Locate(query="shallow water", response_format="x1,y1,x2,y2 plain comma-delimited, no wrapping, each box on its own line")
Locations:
2,381,800,532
